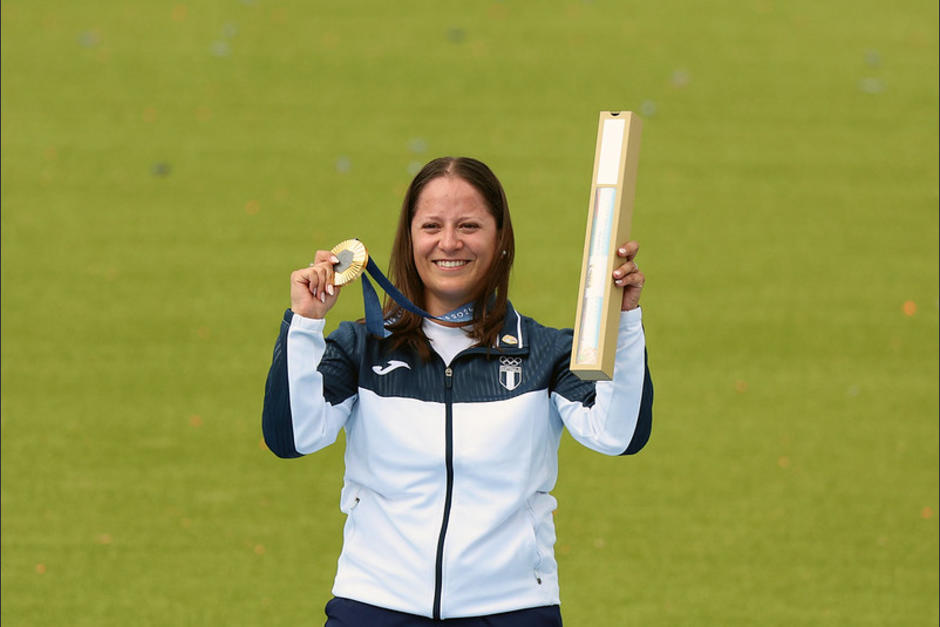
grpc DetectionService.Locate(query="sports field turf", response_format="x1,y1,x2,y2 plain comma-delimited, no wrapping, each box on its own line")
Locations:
2,1,937,624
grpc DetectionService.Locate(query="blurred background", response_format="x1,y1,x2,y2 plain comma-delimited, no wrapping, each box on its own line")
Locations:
2,1,937,624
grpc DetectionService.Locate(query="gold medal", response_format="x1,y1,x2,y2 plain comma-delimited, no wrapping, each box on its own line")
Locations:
330,239,369,286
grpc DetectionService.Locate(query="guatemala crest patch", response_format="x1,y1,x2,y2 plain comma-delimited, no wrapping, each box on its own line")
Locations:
498,356,523,391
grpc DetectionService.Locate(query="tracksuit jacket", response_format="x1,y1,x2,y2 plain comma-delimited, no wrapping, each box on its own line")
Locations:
262,302,653,620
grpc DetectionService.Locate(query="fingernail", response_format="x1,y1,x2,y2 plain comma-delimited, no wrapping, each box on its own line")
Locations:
326,284,334,296
330,255,339,264
619,248,626,255
319,292,326,303
614,270,622,278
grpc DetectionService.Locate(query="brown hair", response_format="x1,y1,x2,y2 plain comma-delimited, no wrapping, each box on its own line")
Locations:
383,157,515,359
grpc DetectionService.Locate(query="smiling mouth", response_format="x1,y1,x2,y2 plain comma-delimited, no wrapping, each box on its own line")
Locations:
433,260,470,268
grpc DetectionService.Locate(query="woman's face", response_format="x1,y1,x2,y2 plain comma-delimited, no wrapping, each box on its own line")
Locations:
411,176,498,317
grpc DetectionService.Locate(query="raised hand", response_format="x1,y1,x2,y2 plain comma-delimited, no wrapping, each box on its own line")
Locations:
612,240,645,311
290,250,344,319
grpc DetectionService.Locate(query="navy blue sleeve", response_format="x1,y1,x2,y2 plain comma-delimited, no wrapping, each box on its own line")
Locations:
550,327,654,456
262,309,303,458
549,327,599,408
319,322,362,406
262,312,362,459
621,348,653,455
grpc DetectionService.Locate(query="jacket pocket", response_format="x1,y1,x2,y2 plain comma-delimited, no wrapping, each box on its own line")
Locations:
525,492,558,584
339,483,363,544
525,500,545,582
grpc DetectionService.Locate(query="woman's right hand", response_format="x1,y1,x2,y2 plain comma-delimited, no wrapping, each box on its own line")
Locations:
290,250,343,319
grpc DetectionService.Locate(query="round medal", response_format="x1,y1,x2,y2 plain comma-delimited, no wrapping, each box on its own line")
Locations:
331,239,369,286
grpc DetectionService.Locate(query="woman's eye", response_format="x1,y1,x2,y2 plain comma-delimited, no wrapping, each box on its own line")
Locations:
460,223,479,231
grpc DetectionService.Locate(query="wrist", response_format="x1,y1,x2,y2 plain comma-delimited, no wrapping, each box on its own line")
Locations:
291,307,326,320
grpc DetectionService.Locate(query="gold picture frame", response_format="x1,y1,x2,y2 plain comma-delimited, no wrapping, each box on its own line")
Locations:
570,111,643,380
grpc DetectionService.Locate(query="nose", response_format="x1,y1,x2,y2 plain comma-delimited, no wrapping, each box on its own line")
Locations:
439,225,461,251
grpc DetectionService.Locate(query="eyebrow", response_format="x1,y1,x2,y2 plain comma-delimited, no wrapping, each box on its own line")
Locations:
415,213,487,223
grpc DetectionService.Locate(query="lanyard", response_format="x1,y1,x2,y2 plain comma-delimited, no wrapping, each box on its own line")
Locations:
359,257,475,337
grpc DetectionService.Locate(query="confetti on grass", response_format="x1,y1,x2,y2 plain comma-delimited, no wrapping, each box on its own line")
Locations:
408,137,428,154
78,31,101,48
858,77,884,94
210,40,231,57
151,162,171,177
670,69,690,88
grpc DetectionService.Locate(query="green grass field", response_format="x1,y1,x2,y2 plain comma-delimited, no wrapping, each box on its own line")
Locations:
2,1,937,624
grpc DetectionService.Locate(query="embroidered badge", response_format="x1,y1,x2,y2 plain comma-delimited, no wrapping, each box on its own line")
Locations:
498,356,523,391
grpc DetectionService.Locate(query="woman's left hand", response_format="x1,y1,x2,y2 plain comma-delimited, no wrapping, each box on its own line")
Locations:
612,240,645,311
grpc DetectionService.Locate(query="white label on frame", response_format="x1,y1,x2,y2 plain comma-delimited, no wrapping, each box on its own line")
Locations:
596,118,625,185
575,186,618,364
576,297,602,363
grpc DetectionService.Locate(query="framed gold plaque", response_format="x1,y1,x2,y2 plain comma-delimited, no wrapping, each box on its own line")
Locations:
570,111,642,380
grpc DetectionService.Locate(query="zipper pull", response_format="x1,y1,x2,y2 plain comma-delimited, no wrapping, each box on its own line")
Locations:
444,367,453,388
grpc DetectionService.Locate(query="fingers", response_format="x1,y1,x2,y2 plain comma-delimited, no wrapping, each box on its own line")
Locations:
290,250,343,318
613,241,645,311
313,249,340,268
612,241,643,287
612,262,644,288
291,267,324,300
616,241,639,262
301,252,341,300
309,265,333,301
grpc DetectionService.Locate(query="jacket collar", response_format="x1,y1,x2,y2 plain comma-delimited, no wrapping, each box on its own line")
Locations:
458,300,528,356
494,301,526,352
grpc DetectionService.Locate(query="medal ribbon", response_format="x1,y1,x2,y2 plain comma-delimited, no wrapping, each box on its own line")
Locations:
359,257,474,337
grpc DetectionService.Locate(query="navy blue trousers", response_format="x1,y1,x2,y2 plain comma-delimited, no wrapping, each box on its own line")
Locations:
325,597,563,626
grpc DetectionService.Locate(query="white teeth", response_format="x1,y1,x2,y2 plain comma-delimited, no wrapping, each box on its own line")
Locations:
435,260,468,268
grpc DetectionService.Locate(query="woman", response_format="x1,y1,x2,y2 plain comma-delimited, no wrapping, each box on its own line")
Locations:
263,157,653,626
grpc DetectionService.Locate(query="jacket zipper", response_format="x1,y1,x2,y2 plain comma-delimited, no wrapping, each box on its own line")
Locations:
432,366,455,620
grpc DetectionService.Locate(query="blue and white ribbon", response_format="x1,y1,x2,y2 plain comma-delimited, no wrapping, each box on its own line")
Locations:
360,258,474,337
